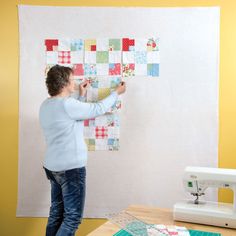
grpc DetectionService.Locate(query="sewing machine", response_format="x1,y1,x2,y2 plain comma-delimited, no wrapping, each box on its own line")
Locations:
173,166,236,229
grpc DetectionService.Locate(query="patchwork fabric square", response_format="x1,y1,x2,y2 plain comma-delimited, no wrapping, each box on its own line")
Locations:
84,64,97,76
97,64,109,76
123,52,135,64
45,39,58,51
95,139,109,151
109,63,121,75
95,126,108,139
73,64,84,76
88,139,96,146
58,39,71,51
58,51,71,64
84,119,90,127
135,51,147,64
46,51,58,64
135,39,148,51
83,127,96,139
85,139,95,151
96,38,109,51
108,138,119,151
122,64,135,77
71,51,83,64
85,39,96,51
122,38,135,51
147,63,159,77
95,116,110,126
109,39,121,51
107,127,120,138
98,88,111,100
96,51,109,63
71,39,84,51
109,51,121,63
147,38,159,51
85,51,96,64
147,51,160,63
135,64,147,76
107,114,120,127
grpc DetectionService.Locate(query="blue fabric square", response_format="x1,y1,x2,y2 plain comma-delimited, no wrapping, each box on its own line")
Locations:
108,139,115,145
84,64,97,76
147,64,159,77
135,51,147,64
71,39,84,51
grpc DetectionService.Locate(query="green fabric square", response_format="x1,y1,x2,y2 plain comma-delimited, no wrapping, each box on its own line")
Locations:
147,64,152,71
97,51,109,63
89,139,95,145
109,39,121,51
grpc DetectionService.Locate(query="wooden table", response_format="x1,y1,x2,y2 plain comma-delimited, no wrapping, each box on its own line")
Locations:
88,205,236,236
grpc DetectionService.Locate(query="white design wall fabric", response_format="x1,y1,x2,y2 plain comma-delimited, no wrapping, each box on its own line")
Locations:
17,6,219,217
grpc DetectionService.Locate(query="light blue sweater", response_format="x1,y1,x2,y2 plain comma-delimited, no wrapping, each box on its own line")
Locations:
39,91,118,171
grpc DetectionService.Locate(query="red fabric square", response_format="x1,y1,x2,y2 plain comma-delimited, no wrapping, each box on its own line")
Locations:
122,38,135,51
58,51,71,64
122,38,129,51
129,39,135,46
131,64,135,70
73,64,84,76
95,126,108,139
91,45,96,51
84,120,89,126
109,63,121,75
45,39,58,51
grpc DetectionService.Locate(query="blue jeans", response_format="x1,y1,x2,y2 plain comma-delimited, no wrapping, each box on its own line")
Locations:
44,167,86,236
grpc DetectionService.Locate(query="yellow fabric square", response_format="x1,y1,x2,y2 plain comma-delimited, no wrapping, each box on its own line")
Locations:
98,88,111,100
85,39,96,51
85,139,95,151
88,145,95,151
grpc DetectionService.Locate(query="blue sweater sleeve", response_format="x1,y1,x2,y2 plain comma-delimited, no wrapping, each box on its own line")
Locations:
78,96,86,102
64,91,118,120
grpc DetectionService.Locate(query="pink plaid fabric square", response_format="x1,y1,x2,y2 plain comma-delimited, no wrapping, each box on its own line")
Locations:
58,51,71,64
95,127,108,139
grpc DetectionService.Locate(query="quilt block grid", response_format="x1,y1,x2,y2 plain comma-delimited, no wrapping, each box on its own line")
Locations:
84,113,120,151
84,38,122,76
83,76,121,151
45,38,160,78
122,38,160,77
44,37,160,151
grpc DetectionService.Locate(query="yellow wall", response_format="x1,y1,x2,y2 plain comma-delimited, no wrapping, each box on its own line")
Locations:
1,0,236,235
